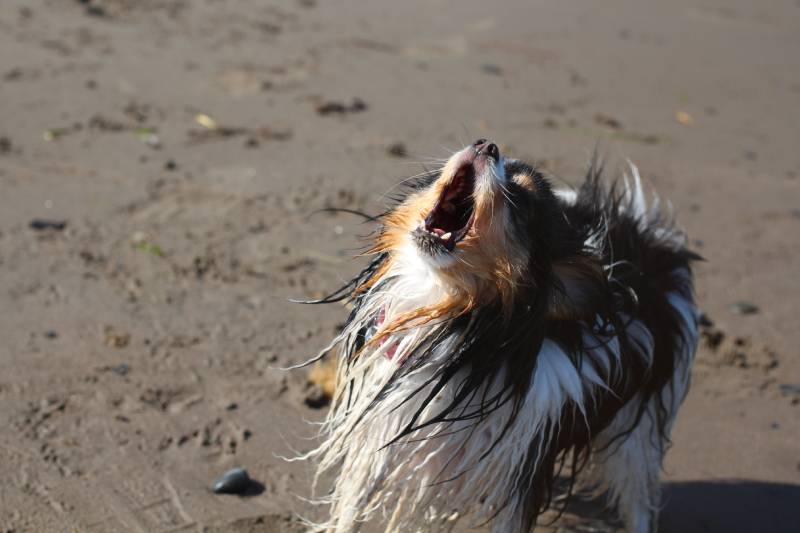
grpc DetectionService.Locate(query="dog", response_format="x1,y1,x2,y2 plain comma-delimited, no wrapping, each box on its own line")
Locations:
299,139,699,532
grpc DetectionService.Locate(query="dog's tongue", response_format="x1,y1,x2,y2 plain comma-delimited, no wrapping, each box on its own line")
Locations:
376,307,399,360
384,342,399,360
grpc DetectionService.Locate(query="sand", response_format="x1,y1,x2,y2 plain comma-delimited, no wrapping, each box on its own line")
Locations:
0,0,798,531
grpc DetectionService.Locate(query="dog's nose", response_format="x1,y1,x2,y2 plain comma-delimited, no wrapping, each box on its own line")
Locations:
473,139,499,160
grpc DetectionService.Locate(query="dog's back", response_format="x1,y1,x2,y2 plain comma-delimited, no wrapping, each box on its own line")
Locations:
555,165,699,533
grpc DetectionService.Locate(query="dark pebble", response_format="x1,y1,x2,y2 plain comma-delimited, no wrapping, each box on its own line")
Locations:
701,327,724,350
29,219,67,231
226,402,238,411
594,113,623,130
770,422,780,430
85,5,106,17
4,68,23,82
0,136,11,154
697,312,714,328
779,384,800,396
386,142,407,158
729,301,759,315
316,102,345,115
316,98,367,116
212,467,251,495
350,98,367,112
164,159,177,171
543,117,559,129
44,330,58,339
481,63,503,76
111,363,130,376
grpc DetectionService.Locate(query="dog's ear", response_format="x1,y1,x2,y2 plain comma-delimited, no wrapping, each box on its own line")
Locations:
547,258,606,321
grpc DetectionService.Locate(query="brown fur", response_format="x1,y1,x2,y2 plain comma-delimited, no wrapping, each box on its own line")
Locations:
372,161,530,315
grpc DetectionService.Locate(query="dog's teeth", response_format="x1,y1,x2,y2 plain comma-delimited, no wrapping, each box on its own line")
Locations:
441,232,452,241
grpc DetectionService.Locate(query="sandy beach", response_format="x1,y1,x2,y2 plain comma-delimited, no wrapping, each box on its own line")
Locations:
0,0,798,531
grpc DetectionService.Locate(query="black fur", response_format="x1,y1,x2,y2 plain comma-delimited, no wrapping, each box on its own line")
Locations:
314,157,698,530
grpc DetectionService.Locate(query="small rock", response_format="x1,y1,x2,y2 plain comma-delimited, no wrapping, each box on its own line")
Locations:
4,68,23,82
701,327,724,350
212,467,251,495
43,330,58,340
543,117,559,129
111,363,130,376
350,98,367,112
697,312,714,328
316,102,347,115
779,384,800,396
386,142,407,158
226,402,238,411
104,326,131,348
315,98,367,116
29,219,67,231
481,63,503,76
85,5,105,17
164,159,177,171
143,134,162,149
0,136,11,154
729,301,759,315
675,111,694,126
594,113,623,130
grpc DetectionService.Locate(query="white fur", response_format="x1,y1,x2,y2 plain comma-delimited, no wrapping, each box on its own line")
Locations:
554,188,578,204
302,289,690,532
584,286,697,533
300,170,697,533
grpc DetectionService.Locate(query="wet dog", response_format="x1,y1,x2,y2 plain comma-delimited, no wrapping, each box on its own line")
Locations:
299,140,699,532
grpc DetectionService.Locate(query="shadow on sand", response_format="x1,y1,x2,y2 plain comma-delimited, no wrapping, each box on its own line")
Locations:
659,480,800,533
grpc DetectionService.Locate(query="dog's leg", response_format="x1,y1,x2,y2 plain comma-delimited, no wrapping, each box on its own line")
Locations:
591,397,667,533
593,308,695,533
600,427,661,532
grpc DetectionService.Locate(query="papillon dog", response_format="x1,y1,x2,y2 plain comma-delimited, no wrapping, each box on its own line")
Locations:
297,139,699,532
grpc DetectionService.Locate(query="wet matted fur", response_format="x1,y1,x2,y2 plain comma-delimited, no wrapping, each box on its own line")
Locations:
292,140,700,533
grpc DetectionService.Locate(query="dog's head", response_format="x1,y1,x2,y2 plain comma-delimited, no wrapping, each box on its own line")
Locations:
373,139,571,309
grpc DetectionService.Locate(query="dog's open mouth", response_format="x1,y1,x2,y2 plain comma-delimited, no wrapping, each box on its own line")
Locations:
415,163,476,253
